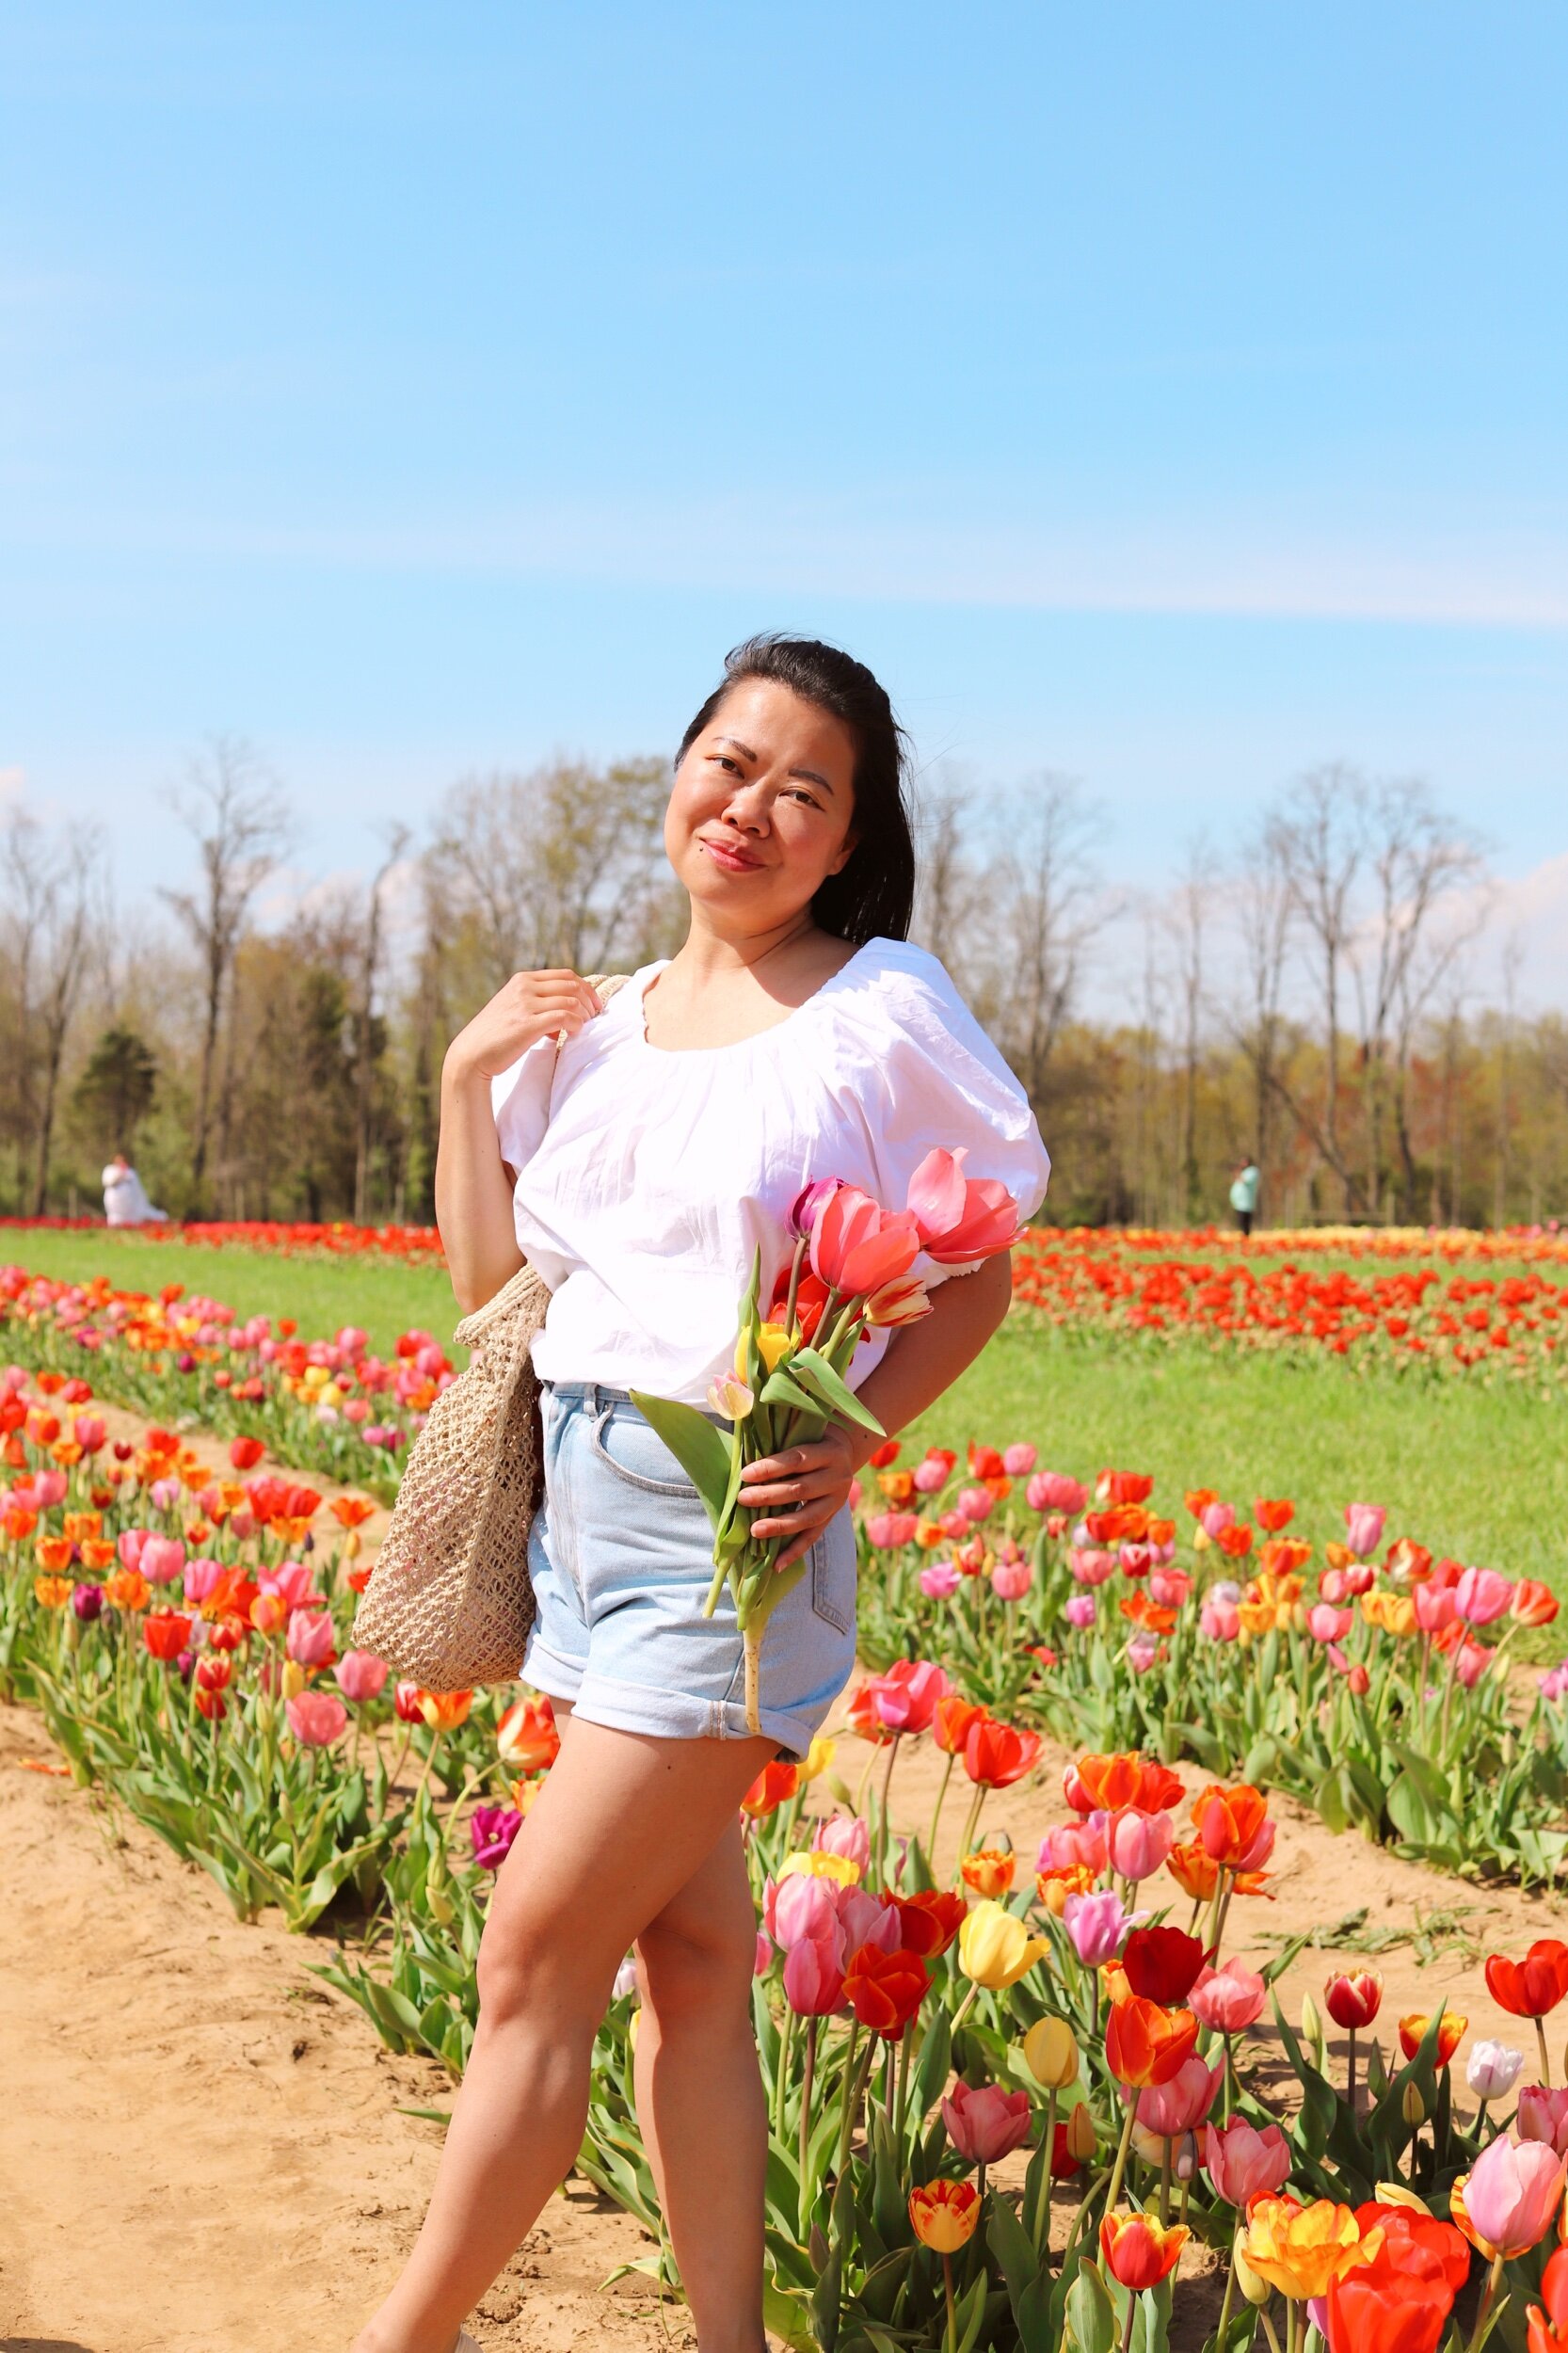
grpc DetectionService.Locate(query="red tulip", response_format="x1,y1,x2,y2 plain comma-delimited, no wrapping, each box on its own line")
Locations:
1323,1970,1383,2030
1106,1996,1199,2089
963,1717,1041,1788
142,1609,193,1661
890,1891,967,1959
1486,1941,1568,2021
1123,1926,1208,2006
842,1942,928,2040
1099,2210,1188,2291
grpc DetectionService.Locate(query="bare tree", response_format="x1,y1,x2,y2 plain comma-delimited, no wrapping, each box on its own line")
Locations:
354,827,411,1223
2,812,104,1211
969,776,1110,1110
1231,822,1294,1175
159,737,291,1203
1271,762,1370,1210
1162,841,1208,1220
908,765,984,967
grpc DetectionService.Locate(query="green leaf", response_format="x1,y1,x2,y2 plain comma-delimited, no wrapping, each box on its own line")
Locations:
790,1346,888,1435
759,1367,824,1416
1064,2254,1118,2353
624,1391,733,1525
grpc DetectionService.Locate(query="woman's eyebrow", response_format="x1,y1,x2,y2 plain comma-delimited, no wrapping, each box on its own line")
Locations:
715,734,835,797
789,766,834,796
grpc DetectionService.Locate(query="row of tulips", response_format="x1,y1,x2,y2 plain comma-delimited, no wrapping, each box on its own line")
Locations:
1011,1228,1568,1385
0,1264,452,1500
11,1365,1568,2344
851,1444,1568,1887
0,1214,447,1261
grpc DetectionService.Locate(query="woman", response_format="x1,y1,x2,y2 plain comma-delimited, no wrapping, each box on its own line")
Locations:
353,634,1051,2353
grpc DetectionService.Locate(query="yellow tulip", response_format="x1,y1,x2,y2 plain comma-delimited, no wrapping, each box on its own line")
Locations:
280,1658,307,1701
1065,2101,1096,2161
957,1900,1051,1991
778,1849,861,1888
1022,2016,1080,2091
733,1321,792,1380
799,1737,836,1785
1239,2195,1368,2300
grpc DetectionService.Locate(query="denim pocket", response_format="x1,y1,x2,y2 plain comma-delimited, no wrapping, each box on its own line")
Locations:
586,1403,701,1497
808,1507,856,1636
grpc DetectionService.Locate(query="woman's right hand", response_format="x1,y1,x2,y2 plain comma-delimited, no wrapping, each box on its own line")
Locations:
443,968,605,1086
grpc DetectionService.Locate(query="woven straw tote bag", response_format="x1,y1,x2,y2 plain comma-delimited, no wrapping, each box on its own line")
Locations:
352,971,632,1689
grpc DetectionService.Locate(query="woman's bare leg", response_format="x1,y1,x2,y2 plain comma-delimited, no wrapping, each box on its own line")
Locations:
632,1817,771,2350
350,1711,775,2353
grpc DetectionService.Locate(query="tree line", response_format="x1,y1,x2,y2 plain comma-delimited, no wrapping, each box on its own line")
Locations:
2,737,1563,1231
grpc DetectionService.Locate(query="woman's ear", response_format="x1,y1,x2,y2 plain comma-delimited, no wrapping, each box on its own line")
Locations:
828,829,859,878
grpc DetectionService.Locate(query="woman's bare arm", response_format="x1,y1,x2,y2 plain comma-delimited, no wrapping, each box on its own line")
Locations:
435,968,603,1314
739,1249,1016,1569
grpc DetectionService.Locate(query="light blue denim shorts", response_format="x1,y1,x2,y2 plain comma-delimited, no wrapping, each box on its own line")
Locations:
522,1378,858,1764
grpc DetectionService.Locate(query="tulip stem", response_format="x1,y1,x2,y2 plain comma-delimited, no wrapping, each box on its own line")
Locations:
1103,2090,1138,2219
941,2249,957,2353
949,1982,980,2041
956,1784,987,1879
1467,2252,1505,2352
833,2023,860,2179
1537,2017,1553,2089
1346,2025,1356,2117
875,1731,902,1889
1258,2310,1284,2353
798,2018,818,2216
1214,2249,1237,2348
1119,2297,1136,2353
1031,2088,1059,2252
928,1751,957,1865
773,2006,795,2138
894,2017,914,2141
1159,2140,1173,2225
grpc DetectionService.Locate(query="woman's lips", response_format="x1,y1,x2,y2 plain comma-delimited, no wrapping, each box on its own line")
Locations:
701,839,762,872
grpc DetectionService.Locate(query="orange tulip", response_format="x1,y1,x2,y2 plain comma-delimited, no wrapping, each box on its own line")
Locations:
32,1574,72,1609
1400,2011,1466,2066
1100,2210,1188,2290
1255,1498,1296,1532
1035,1863,1096,1915
741,1760,801,1818
33,1536,72,1573
908,2178,979,2251
1106,1996,1199,2088
104,1568,151,1611
1240,2193,1368,2300
1514,1580,1560,1629
933,1693,988,1755
1190,1782,1273,1872
960,1846,1016,1896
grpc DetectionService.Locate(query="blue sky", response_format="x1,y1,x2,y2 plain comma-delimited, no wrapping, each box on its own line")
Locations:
3,4,1565,984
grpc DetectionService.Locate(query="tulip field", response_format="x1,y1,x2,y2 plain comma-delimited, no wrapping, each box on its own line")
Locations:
6,1225,1568,2350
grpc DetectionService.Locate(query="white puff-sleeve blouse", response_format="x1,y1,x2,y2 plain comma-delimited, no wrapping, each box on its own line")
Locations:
489,935,1051,1407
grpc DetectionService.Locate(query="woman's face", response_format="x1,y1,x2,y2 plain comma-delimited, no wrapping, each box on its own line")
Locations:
666,678,858,929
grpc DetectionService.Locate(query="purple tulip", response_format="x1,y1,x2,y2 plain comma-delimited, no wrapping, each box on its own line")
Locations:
470,1805,524,1870
71,1580,104,1623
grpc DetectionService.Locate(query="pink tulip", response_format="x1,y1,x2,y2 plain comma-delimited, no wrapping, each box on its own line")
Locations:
334,1649,390,1703
913,1456,952,1494
1343,1502,1386,1559
1306,1605,1353,1643
957,1485,995,1523
991,1561,1032,1601
870,1658,951,1733
835,1886,902,1954
72,1414,107,1451
1413,1581,1460,1633
1541,1664,1568,1705
810,1184,921,1296
1517,2087,1568,2156
1137,2057,1222,2137
1201,1502,1236,1540
754,1930,774,1977
285,1690,348,1748
1456,2134,1567,2256
1106,1807,1175,1881
811,1815,871,1871
905,1144,1027,1264
259,1560,316,1609
33,1469,67,1507
1454,1641,1492,1689
251,1592,288,1636
140,1535,185,1586
942,2079,1033,2165
1038,1817,1109,1876
1456,1566,1512,1627
1201,1598,1241,1641
1127,1635,1160,1673
285,1609,336,1667
149,1478,181,1513
1028,1472,1088,1514
1190,1960,1268,2034
864,1512,920,1549
1204,2117,1292,2205
1149,1568,1192,1610
183,1558,224,1603
919,1561,961,1599
1070,1547,1117,1587
763,1872,840,1951
782,1934,847,2016
1064,1891,1145,1966
1064,1594,1097,1629
1002,1443,1037,1477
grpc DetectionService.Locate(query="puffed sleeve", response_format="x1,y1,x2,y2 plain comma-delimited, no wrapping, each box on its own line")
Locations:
489,1034,558,1176
856,947,1051,1286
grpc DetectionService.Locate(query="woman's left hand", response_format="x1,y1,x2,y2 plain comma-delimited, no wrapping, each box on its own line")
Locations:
739,1424,860,1572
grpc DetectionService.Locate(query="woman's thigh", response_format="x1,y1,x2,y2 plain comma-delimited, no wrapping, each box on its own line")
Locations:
480,1705,776,2002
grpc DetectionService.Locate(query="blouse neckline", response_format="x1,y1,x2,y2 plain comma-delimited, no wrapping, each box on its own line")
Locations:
631,936,883,1058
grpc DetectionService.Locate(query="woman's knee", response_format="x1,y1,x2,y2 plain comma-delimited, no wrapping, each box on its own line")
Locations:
637,1908,757,2027
475,1892,613,2031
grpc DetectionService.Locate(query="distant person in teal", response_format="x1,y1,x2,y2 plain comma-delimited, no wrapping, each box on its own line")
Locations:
1229,1159,1260,1237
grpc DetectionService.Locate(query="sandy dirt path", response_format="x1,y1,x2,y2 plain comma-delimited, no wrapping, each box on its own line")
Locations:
3,1399,1566,2348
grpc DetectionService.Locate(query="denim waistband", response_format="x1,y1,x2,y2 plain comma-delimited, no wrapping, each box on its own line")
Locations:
542,1377,731,1428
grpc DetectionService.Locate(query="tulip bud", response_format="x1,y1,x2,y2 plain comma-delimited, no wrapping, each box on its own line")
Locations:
1373,2183,1432,2213
1401,2080,1426,2128
425,1849,455,1928
1234,2237,1272,2306
1300,1992,1324,2057
1023,2016,1080,2092
1065,2101,1096,2161
280,1658,307,1701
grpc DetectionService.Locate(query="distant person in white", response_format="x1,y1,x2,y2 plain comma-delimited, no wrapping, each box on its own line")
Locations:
102,1154,168,1227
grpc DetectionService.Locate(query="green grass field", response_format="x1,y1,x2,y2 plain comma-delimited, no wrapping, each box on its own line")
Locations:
2,1229,1562,1591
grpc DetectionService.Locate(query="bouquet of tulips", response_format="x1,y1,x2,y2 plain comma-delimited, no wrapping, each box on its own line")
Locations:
630,1148,1028,1733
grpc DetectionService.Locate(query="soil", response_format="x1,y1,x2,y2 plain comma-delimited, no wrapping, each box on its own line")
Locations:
2,1405,1564,2351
